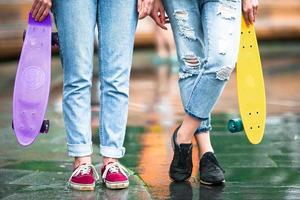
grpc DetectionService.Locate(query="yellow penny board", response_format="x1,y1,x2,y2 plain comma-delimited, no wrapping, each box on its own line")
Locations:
236,17,266,144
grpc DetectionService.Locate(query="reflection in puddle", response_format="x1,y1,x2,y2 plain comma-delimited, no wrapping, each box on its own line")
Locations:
126,114,300,199
169,182,193,200
101,188,129,200
199,184,225,200
66,187,129,200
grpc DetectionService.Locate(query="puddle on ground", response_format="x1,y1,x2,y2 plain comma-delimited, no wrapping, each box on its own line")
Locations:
122,114,300,200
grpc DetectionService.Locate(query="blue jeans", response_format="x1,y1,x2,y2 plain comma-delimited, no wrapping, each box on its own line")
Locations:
52,0,138,158
163,0,241,133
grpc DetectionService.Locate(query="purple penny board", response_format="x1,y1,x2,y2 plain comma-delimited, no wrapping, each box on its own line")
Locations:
12,13,52,146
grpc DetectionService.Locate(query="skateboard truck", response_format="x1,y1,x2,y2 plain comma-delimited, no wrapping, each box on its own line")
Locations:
12,119,50,134
23,30,59,47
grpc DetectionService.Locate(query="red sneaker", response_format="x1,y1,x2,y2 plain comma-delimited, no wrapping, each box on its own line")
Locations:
101,162,129,189
68,164,99,191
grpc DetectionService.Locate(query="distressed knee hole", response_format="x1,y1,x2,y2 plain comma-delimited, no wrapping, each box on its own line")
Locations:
217,1,239,20
174,10,196,40
182,55,200,68
216,66,233,81
179,72,194,79
179,54,200,79
174,10,188,21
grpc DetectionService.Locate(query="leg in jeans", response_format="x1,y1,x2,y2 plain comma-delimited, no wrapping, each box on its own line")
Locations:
97,0,138,162
164,0,241,149
187,0,242,157
164,0,241,183
52,0,97,166
163,0,210,144
97,0,138,189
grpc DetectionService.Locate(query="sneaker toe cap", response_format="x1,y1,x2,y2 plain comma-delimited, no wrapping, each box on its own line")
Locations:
71,175,95,184
106,173,128,182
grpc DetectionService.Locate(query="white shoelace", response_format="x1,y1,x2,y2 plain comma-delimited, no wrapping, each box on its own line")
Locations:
102,162,129,180
68,164,99,182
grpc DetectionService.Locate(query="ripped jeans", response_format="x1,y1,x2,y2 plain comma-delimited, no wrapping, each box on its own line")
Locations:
163,0,241,133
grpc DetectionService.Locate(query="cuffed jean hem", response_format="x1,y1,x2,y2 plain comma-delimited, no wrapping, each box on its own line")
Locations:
67,143,93,157
100,145,126,159
195,126,212,135
185,108,209,121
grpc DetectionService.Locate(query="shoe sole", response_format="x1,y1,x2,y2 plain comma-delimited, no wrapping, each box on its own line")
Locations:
68,181,95,191
200,179,225,186
104,180,129,189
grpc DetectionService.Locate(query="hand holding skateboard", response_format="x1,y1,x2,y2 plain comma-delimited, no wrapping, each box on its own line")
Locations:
12,13,53,146
227,16,266,145
31,0,52,22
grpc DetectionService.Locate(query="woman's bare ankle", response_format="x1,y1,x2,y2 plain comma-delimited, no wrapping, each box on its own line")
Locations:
194,132,214,158
176,114,201,144
103,157,118,166
73,156,91,169
176,129,192,144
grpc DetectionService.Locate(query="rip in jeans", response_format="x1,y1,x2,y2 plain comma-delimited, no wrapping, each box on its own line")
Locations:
216,66,233,81
179,54,200,79
217,0,240,20
174,10,196,41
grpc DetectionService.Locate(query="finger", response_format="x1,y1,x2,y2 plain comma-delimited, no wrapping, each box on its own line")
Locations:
249,9,255,24
146,1,153,15
137,0,142,12
159,10,166,25
138,2,147,18
142,1,150,15
138,9,148,19
153,14,167,30
147,5,153,15
158,16,167,30
39,8,50,22
31,0,39,13
243,11,250,26
159,7,166,25
32,0,42,19
253,6,258,22
139,13,147,19
36,4,47,21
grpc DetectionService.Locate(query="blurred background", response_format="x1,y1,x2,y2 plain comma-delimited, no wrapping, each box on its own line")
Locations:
0,1,300,199
1,0,299,127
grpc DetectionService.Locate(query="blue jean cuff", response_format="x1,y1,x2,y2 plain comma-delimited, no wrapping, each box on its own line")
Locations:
67,143,93,157
185,108,209,121
100,145,126,159
195,126,212,135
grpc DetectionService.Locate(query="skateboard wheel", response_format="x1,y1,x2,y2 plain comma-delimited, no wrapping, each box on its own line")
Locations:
40,120,50,134
228,118,244,133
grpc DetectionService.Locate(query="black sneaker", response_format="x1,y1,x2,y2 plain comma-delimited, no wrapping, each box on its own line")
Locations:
199,152,225,185
169,126,193,182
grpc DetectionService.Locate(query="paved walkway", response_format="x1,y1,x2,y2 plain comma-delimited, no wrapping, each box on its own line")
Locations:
0,58,151,199
0,99,151,200
1,42,300,199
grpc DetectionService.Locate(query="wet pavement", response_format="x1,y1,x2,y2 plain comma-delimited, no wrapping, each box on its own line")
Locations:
0,100,151,200
0,41,300,199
